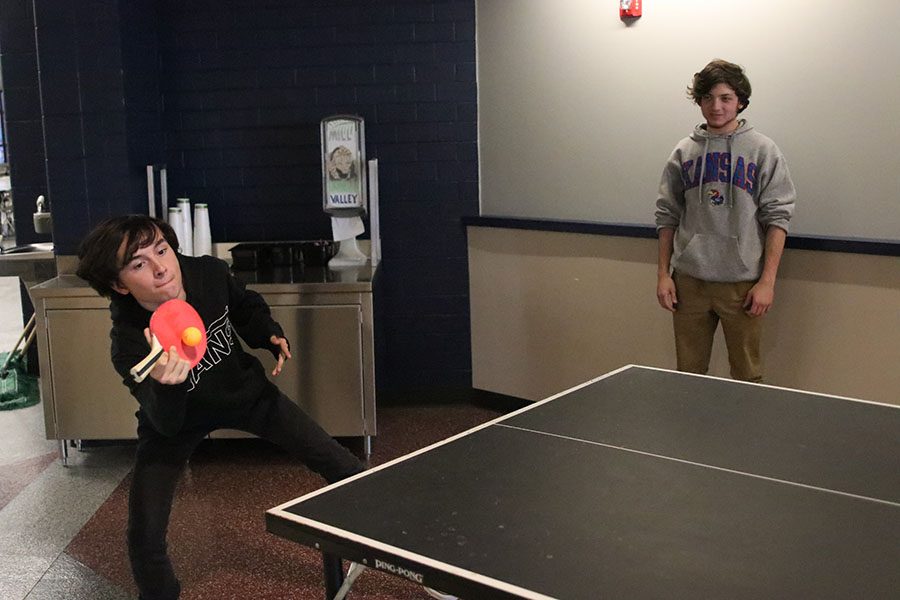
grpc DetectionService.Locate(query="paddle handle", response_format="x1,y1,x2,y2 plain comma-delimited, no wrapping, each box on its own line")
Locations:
130,334,165,383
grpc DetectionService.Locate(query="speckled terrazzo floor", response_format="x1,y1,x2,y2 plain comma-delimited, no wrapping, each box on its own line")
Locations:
67,403,504,600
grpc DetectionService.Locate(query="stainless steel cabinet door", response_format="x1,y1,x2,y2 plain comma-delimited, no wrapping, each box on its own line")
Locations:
45,309,139,439
247,304,364,437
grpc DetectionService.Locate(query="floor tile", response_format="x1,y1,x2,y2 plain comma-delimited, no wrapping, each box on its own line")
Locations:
0,447,133,561
0,403,59,466
0,553,52,599
0,452,57,510
24,553,134,600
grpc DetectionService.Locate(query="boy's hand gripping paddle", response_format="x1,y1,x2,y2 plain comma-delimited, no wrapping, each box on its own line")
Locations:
130,299,207,383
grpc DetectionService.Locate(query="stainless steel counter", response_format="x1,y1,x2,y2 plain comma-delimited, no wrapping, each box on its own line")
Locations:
0,243,57,287
30,263,377,298
30,262,379,459
231,263,377,293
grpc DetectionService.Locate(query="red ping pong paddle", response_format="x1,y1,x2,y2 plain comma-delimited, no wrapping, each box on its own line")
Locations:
130,298,208,383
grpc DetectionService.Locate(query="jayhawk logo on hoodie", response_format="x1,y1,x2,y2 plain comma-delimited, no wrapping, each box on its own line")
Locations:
707,189,725,206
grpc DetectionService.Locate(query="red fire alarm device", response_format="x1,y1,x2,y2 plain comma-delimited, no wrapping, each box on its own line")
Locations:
620,0,641,19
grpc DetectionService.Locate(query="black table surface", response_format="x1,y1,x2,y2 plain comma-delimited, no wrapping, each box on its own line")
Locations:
267,366,900,599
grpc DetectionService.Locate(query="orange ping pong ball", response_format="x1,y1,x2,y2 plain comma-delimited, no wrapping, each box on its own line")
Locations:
181,326,202,347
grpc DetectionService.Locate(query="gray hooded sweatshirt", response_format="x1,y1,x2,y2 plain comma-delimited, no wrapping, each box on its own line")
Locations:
655,119,796,282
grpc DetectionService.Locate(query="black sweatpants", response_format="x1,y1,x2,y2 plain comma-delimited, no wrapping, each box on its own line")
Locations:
126,391,364,600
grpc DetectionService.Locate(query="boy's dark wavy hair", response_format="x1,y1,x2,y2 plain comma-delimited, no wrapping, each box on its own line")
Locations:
687,59,752,113
76,215,179,298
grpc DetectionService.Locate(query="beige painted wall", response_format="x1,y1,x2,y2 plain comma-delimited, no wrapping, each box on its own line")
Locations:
468,227,900,406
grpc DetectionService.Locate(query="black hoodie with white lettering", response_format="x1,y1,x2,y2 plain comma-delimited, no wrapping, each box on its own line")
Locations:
109,254,285,436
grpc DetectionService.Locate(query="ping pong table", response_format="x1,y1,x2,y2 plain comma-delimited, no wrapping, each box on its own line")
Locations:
266,365,900,599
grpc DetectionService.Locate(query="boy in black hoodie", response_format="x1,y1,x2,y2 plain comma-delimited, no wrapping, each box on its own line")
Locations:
76,215,364,600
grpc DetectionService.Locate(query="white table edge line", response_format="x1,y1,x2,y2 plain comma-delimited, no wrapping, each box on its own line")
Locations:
265,512,559,600
496,424,900,509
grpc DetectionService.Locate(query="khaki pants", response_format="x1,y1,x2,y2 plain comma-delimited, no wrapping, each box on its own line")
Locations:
672,272,763,383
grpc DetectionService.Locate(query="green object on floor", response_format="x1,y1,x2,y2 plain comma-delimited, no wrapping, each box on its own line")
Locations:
0,351,39,410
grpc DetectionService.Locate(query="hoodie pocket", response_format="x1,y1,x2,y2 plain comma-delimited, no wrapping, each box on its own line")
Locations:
676,233,748,280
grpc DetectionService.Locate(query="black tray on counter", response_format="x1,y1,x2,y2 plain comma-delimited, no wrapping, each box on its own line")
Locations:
229,241,337,270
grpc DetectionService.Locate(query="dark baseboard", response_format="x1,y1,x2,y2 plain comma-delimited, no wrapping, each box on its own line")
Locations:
378,385,530,413
469,388,531,413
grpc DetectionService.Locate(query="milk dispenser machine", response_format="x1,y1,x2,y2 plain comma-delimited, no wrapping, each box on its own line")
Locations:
321,115,372,267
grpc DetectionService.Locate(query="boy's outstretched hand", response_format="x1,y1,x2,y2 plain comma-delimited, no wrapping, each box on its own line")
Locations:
270,335,292,376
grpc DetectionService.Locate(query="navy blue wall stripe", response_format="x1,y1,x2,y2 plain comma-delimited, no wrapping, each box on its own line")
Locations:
463,216,900,257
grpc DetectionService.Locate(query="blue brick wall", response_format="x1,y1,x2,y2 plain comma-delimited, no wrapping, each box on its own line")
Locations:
0,0,50,243
156,1,478,391
0,0,479,392
0,0,159,250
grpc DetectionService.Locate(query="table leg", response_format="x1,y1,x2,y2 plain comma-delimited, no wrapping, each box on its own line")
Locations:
322,552,344,599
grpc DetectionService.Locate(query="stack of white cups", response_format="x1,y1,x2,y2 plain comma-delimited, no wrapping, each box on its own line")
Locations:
167,206,184,252
193,203,212,256
176,198,193,256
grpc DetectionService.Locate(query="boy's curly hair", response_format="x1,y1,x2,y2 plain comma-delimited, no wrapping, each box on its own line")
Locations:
687,59,752,113
76,215,179,298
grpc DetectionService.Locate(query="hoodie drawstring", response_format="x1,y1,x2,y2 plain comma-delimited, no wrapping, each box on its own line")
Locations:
698,136,709,206
727,134,734,207
698,124,739,207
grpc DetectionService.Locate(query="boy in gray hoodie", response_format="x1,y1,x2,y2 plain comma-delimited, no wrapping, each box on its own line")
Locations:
655,59,796,382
